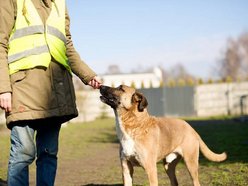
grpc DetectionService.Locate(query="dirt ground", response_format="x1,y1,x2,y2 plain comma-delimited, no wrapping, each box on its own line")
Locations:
55,143,123,186
0,134,123,186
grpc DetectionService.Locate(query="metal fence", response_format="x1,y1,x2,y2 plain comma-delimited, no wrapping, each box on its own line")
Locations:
139,86,195,117
139,82,248,117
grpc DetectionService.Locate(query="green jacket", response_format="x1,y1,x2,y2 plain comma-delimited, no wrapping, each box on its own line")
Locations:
0,0,97,127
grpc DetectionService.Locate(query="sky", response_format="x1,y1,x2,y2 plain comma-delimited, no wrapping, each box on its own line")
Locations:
67,0,248,79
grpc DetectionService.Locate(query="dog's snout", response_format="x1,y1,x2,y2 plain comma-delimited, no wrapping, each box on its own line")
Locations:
100,85,111,93
100,85,106,94
100,85,106,91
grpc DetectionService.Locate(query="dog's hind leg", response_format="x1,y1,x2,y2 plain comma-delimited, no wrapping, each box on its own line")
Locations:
121,159,134,186
183,146,201,186
163,154,181,186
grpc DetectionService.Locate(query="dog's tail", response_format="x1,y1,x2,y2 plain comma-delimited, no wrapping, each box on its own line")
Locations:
198,134,227,162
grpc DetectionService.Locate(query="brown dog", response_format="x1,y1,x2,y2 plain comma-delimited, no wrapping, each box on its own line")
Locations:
100,85,227,186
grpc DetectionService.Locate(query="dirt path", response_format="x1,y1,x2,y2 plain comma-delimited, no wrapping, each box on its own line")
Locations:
55,143,122,186
52,142,188,186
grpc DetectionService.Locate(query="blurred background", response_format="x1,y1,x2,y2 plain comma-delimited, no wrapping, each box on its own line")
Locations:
67,0,248,122
67,0,248,80
1,0,248,123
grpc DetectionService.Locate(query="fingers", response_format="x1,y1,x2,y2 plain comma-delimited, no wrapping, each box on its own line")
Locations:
89,79,101,89
0,92,12,112
88,76,102,89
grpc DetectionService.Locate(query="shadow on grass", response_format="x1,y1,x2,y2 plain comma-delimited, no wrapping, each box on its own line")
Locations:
88,129,119,144
187,118,248,163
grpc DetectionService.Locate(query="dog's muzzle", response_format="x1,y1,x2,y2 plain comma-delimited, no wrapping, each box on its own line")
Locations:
100,85,119,109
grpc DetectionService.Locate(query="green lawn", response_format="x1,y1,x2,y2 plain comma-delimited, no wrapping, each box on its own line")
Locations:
187,119,248,186
0,117,248,186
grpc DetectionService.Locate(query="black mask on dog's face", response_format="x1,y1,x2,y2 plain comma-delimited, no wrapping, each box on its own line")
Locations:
100,85,120,109
100,94,119,109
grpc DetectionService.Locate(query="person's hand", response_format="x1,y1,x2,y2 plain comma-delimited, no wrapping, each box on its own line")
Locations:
0,92,12,112
88,76,102,89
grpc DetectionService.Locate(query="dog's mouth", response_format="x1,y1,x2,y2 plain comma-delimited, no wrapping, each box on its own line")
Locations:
100,95,118,109
100,95,113,103
99,85,120,109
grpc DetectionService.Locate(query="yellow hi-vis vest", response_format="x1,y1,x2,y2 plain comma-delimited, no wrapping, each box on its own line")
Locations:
8,0,71,75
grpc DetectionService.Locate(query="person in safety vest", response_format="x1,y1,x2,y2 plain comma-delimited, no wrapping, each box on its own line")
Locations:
0,0,101,186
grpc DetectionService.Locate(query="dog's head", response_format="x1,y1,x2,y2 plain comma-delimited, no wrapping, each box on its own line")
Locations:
100,85,148,112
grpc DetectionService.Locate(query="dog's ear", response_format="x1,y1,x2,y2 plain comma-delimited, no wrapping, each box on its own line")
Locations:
132,92,148,112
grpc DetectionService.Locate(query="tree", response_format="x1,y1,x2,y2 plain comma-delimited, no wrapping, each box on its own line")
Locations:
219,39,241,80
217,32,248,81
107,65,121,74
169,63,188,79
239,33,248,78
166,63,195,83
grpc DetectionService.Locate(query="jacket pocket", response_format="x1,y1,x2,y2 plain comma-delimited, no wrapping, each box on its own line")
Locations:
10,71,26,84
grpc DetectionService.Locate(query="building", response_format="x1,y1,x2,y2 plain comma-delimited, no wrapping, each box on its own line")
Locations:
100,67,163,88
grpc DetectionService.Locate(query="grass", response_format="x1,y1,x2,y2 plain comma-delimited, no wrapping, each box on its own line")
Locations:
0,117,248,186
187,119,248,186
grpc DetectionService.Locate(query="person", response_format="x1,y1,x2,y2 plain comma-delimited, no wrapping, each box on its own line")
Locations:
0,0,102,185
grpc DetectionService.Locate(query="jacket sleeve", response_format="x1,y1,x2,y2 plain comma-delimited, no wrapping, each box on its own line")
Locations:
0,0,15,94
65,8,97,85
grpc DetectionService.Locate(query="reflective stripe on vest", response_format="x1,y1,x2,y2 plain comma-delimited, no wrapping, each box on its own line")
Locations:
9,25,66,44
8,26,66,63
8,45,49,63
8,0,71,75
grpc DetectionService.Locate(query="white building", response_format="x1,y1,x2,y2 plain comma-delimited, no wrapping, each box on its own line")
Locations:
100,67,163,89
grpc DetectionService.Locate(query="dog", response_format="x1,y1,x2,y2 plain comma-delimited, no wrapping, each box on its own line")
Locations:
99,85,227,186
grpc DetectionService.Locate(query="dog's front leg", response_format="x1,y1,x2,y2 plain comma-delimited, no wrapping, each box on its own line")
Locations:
121,158,134,186
144,162,158,186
